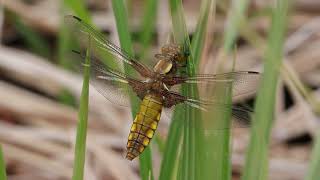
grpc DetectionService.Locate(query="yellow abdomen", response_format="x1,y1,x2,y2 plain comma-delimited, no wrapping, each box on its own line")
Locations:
126,94,162,161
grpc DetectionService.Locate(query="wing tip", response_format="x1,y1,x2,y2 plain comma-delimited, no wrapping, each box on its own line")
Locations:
247,71,260,74
64,15,82,22
71,49,81,55
72,15,82,21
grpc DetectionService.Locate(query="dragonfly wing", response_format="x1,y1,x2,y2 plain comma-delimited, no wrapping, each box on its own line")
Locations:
65,15,154,78
164,71,260,99
74,51,148,107
161,90,253,130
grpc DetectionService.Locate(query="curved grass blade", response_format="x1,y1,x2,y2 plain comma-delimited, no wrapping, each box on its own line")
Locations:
242,1,290,180
111,1,154,180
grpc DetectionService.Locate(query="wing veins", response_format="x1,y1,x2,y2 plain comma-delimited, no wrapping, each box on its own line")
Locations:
65,15,154,77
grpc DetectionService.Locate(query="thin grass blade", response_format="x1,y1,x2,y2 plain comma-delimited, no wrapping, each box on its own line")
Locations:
138,0,158,59
222,0,250,52
168,0,195,179
242,1,290,180
191,0,215,70
188,0,218,179
159,110,183,180
72,48,90,180
0,145,7,180
199,1,251,179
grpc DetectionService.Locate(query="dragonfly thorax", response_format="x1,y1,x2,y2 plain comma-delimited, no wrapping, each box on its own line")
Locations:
153,59,173,74
147,79,165,91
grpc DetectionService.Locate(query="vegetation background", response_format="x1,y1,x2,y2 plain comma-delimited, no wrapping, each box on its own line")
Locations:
0,0,319,180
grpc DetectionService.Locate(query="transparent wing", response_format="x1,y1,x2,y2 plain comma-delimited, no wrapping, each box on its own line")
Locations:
74,51,148,107
161,70,260,130
65,15,154,78
164,71,260,100
161,89,254,130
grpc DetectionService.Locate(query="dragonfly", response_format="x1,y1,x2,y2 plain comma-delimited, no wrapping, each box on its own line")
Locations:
65,15,260,161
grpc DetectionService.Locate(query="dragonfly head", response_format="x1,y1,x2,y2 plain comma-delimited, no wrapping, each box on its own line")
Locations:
154,44,189,75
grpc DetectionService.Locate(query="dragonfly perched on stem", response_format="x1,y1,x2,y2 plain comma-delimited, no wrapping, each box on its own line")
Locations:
65,15,260,161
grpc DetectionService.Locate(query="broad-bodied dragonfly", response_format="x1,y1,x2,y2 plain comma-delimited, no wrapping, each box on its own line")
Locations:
65,15,260,161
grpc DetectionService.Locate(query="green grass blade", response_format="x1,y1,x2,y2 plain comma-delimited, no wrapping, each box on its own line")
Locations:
241,1,290,180
154,134,165,154
305,131,320,180
111,1,154,180
168,0,195,179
138,147,154,180
138,0,158,59
159,111,183,180
197,1,251,180
169,0,192,61
62,3,91,179
72,48,90,180
0,145,7,180
222,0,250,52
199,86,232,180
191,0,215,70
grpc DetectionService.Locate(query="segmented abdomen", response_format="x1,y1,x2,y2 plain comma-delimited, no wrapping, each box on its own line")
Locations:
126,94,162,161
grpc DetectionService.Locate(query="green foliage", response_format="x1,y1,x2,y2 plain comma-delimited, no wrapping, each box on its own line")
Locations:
242,1,290,180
